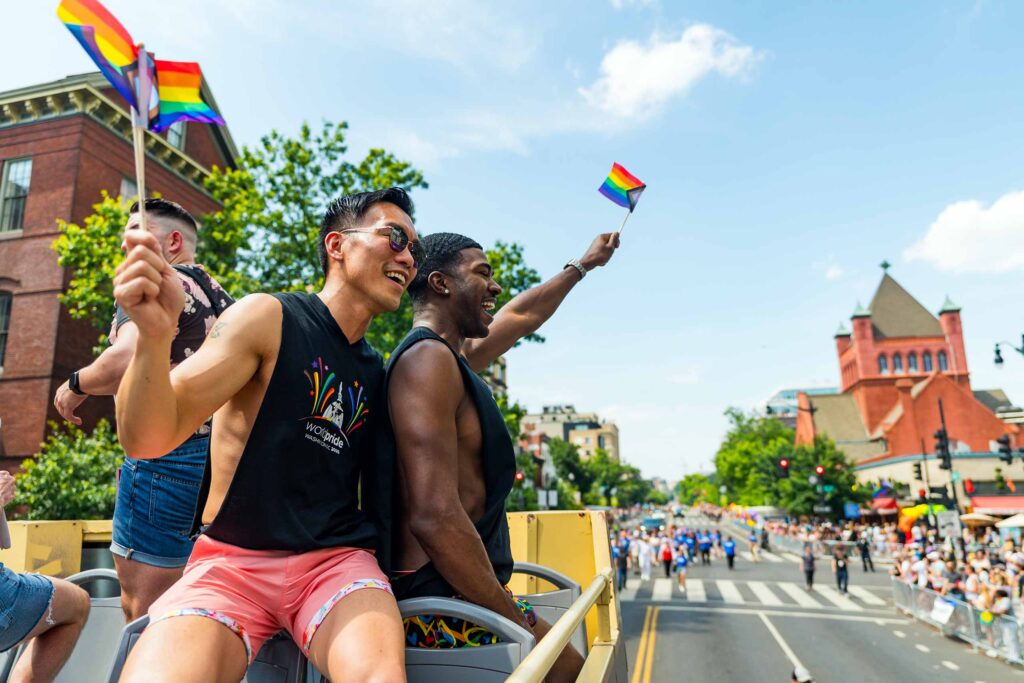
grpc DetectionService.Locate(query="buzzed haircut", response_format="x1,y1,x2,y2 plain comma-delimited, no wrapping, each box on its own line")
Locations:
129,198,199,234
319,187,415,276
407,232,483,304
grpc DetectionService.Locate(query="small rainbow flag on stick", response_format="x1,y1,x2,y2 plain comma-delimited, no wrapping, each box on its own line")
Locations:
599,162,646,236
153,60,226,132
57,0,139,109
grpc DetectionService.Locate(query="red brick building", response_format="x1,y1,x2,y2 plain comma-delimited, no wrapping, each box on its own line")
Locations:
0,73,236,469
794,269,1020,511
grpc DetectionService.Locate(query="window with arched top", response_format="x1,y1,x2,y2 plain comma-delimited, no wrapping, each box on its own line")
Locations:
893,353,904,373
923,351,933,372
878,354,889,375
938,351,949,372
907,352,918,373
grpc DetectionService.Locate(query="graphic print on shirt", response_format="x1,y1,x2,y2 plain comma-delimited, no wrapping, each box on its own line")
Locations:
300,356,370,454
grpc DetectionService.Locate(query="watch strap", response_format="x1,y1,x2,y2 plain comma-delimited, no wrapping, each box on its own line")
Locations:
565,258,587,280
69,370,87,396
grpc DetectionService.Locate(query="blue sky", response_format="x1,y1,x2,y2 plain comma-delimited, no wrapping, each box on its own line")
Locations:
7,1,1024,479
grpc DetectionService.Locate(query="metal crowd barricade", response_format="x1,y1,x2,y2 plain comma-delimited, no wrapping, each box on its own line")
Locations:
890,578,1024,665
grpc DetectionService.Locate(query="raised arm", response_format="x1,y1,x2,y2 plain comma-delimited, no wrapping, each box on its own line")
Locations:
113,230,273,458
463,231,619,372
389,341,531,630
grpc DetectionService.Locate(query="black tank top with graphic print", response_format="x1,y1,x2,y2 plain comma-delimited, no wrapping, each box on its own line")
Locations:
380,327,517,599
193,292,383,551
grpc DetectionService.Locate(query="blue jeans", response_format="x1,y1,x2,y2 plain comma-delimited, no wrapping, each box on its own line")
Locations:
111,436,208,568
0,564,54,652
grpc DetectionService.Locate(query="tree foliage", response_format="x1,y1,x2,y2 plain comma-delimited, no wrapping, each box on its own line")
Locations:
548,438,652,508
713,407,869,516
676,473,716,506
13,420,122,520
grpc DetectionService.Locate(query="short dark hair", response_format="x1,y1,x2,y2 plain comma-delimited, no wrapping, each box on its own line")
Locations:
129,198,198,233
319,187,415,276
407,232,483,304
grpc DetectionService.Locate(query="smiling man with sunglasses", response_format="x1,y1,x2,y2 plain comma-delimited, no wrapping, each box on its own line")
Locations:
111,188,416,683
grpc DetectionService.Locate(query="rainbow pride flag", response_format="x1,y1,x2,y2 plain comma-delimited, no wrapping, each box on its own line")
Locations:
152,60,225,132
599,163,646,212
56,0,138,109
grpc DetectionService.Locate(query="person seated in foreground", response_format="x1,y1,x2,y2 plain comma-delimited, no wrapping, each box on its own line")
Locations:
112,189,420,683
383,231,618,682
0,471,91,683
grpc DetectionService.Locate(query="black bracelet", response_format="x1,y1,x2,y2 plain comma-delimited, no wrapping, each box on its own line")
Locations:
69,370,87,396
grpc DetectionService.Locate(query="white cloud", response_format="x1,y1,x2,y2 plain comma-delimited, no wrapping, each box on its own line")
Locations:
812,257,844,281
825,264,844,281
579,24,763,121
610,0,657,9
904,190,1024,273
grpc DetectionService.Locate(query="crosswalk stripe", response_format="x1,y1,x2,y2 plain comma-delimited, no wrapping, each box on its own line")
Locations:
716,580,745,604
780,553,803,563
847,586,886,606
814,585,864,611
760,551,784,563
741,551,753,561
685,579,707,602
652,578,673,602
619,585,638,602
777,582,824,608
747,581,783,606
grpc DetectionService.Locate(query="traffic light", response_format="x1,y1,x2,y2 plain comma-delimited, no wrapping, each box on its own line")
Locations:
964,478,975,494
515,471,524,482
934,428,951,470
997,434,1013,465
777,458,790,479
814,464,825,476
918,488,927,501
913,462,923,480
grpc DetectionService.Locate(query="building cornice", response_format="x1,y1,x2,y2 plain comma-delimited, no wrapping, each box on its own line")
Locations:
0,83,213,197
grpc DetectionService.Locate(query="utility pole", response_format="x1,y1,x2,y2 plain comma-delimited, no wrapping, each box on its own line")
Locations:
937,399,960,513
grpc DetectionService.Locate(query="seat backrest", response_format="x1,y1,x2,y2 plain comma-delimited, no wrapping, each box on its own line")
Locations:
512,562,587,656
399,597,535,683
0,569,124,683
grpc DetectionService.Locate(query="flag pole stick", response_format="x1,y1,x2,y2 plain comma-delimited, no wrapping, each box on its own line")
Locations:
131,43,149,231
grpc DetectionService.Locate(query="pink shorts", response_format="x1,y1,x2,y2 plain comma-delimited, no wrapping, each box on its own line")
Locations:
148,535,392,662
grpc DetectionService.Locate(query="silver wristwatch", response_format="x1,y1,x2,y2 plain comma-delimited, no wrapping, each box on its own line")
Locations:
565,258,587,280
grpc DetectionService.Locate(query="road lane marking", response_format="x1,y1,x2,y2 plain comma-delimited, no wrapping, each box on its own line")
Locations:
741,551,753,561
717,580,745,604
656,605,909,623
847,585,887,606
619,584,638,602
760,551,784,563
778,582,824,608
642,608,659,683
814,585,864,612
893,630,906,638
780,552,803,563
685,579,706,602
941,661,959,671
915,644,930,653
758,612,806,670
748,581,784,606
630,606,654,683
652,578,672,602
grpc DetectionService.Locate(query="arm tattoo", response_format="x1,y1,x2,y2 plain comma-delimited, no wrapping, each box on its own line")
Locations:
209,322,228,338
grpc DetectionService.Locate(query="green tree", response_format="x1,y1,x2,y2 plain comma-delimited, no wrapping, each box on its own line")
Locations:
202,121,428,295
677,473,715,506
51,193,128,350
13,420,122,520
507,451,539,512
549,438,594,496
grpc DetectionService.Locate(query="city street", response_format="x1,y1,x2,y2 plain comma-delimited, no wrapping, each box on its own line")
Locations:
620,518,1019,682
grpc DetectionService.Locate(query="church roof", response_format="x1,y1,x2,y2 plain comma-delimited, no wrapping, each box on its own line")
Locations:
806,394,886,462
973,388,1014,413
868,274,943,339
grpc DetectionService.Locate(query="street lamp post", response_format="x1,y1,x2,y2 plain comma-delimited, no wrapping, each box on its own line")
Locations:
994,335,1024,366
796,402,828,515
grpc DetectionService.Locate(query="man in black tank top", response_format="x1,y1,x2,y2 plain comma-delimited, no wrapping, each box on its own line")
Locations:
383,230,618,682
111,188,420,683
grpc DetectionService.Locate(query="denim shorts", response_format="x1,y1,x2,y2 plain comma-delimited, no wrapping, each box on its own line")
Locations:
0,563,54,652
111,436,208,568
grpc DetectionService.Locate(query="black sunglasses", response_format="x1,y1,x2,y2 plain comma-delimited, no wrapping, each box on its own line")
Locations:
341,226,424,268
